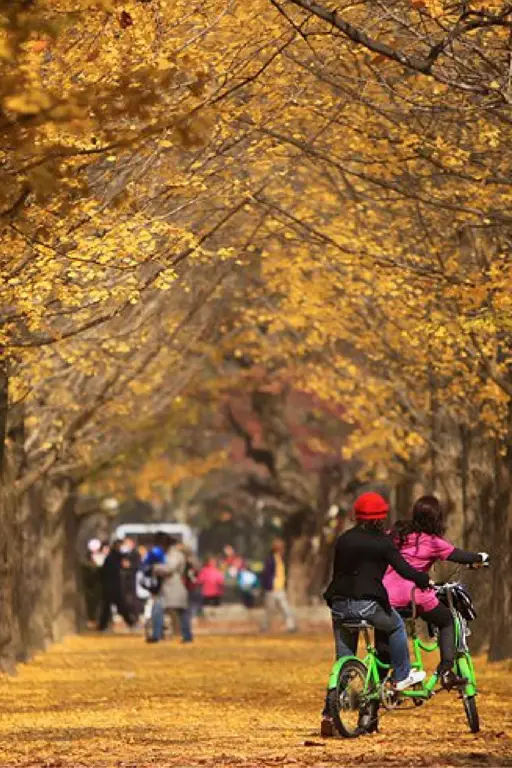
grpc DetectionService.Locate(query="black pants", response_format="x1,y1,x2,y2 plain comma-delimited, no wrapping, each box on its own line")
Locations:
203,596,221,607
240,590,255,609
98,590,134,631
420,602,455,673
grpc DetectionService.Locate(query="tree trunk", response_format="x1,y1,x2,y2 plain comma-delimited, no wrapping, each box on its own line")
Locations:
488,412,512,660
0,370,20,673
284,508,317,605
392,475,416,522
51,489,81,640
287,535,316,605
12,483,51,659
25,479,75,652
0,480,17,673
0,365,82,668
1,452,80,666
0,361,7,472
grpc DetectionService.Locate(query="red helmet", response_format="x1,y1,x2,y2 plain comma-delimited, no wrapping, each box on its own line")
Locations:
354,492,389,521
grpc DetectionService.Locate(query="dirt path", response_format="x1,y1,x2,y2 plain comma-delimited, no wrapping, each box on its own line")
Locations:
0,632,510,767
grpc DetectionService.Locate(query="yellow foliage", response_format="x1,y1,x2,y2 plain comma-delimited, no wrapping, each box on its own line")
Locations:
1,0,511,495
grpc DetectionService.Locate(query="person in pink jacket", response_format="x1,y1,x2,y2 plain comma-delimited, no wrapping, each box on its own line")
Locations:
197,557,225,607
383,496,488,689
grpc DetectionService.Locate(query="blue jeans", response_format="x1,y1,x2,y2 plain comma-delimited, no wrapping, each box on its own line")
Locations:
151,599,193,642
331,598,410,681
322,598,410,717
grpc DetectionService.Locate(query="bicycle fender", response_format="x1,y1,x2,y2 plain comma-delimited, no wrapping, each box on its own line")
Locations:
328,655,364,689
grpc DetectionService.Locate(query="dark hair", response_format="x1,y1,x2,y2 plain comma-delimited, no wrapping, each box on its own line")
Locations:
154,531,168,547
358,520,386,534
393,495,446,548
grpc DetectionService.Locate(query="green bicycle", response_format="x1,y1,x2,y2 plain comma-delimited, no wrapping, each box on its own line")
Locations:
326,575,482,738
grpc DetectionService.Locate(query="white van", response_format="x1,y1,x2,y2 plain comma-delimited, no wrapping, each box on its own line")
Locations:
113,522,198,553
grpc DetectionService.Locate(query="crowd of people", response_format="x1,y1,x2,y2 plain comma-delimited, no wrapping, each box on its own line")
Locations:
82,534,297,641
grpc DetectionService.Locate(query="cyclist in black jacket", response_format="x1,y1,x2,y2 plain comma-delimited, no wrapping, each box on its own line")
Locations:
321,492,430,737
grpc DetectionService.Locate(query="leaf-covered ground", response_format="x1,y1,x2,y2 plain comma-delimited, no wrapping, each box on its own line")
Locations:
0,631,510,767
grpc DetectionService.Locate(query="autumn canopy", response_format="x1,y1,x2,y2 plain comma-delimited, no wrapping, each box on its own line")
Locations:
0,0,511,667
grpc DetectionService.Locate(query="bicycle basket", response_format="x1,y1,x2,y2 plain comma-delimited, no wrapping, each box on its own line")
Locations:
451,584,477,621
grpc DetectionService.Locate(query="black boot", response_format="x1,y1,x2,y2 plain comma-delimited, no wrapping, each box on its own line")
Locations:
320,716,335,738
440,669,466,690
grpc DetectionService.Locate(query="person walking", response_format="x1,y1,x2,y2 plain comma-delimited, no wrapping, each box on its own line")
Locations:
197,557,225,607
181,545,202,617
97,540,135,631
261,538,297,632
120,536,142,619
142,532,169,642
150,537,193,644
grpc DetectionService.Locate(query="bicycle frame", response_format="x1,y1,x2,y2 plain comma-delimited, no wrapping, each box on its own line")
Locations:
359,636,440,702
328,582,478,702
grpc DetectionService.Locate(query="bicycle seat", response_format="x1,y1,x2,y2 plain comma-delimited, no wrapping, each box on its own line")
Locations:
339,620,371,630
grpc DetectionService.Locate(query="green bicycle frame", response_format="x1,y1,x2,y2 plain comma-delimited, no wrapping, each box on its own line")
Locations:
328,612,477,700
328,655,362,689
327,647,388,700
453,614,477,697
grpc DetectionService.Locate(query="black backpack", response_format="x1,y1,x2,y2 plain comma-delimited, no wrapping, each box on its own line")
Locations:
440,583,477,621
451,584,477,621
140,565,162,596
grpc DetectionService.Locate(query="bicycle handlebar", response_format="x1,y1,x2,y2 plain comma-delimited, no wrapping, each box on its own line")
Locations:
408,562,489,615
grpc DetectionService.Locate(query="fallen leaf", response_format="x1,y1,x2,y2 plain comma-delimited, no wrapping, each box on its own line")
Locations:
119,10,134,28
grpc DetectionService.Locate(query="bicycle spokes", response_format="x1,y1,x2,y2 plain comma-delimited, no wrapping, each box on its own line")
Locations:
338,669,365,731
328,660,372,738
380,680,400,710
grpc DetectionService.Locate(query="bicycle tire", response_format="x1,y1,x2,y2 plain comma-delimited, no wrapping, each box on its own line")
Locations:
327,659,373,738
463,695,480,733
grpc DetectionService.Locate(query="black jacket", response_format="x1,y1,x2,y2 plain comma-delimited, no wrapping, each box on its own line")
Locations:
100,549,123,595
324,525,430,610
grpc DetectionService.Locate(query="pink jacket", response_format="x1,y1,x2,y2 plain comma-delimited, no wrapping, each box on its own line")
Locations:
197,565,224,598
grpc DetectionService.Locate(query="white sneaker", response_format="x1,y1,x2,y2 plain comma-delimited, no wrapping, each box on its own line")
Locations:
395,669,426,691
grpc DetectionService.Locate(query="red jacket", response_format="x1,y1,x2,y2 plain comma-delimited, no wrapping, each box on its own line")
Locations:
197,565,224,598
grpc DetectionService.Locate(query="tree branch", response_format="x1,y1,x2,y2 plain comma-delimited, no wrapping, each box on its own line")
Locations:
284,0,435,73
225,404,277,479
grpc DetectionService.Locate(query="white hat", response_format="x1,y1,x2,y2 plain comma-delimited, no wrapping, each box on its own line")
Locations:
87,538,101,553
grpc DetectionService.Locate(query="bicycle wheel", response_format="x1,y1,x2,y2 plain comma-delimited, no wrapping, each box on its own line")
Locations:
327,659,372,738
463,696,480,733
456,654,479,733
